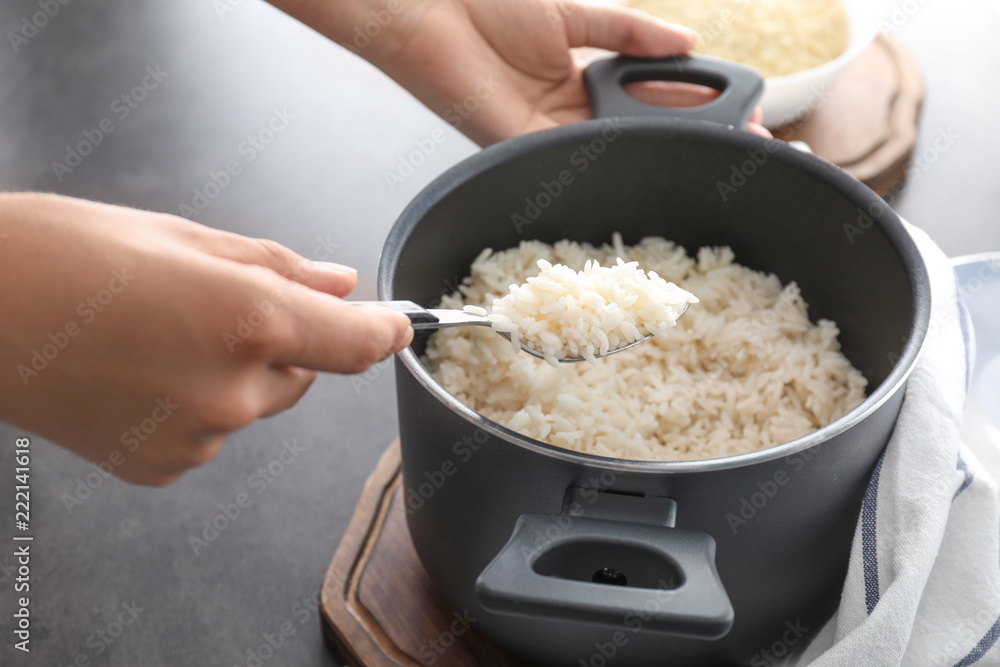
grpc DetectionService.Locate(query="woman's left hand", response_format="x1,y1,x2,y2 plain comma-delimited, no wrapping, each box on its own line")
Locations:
271,0,769,144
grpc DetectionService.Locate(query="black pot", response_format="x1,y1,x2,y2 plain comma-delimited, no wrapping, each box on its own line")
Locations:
378,56,930,666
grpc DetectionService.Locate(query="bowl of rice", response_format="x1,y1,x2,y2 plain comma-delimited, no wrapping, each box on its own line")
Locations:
378,55,929,666
609,0,878,127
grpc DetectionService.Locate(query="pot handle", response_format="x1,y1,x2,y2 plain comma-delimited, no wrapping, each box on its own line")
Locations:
475,513,733,638
584,55,763,128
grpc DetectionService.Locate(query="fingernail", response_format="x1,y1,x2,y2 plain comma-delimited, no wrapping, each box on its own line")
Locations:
312,261,357,275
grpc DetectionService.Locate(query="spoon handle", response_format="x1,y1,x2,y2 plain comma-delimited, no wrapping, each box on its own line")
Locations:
349,301,490,331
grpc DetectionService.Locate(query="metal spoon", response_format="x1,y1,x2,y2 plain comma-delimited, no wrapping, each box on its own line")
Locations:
351,300,690,363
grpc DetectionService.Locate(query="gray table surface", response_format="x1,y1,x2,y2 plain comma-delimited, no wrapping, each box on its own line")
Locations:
0,1,998,665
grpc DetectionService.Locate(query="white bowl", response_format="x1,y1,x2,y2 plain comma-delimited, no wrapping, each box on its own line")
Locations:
760,0,878,128
582,0,878,129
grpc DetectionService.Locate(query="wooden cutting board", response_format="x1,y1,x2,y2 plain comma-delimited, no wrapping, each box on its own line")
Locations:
319,442,529,667
772,33,924,196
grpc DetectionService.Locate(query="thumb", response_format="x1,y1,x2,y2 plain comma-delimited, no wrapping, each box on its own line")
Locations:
563,3,699,56
272,287,414,375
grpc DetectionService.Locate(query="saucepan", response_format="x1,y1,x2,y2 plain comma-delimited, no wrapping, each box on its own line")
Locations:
377,55,930,665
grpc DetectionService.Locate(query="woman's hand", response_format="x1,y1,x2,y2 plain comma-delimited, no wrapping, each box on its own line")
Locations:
0,194,412,485
368,0,703,145
271,0,769,145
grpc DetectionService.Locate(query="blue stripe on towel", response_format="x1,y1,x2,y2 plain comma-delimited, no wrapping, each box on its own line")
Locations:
955,455,975,500
956,278,974,393
862,452,886,615
954,613,1000,666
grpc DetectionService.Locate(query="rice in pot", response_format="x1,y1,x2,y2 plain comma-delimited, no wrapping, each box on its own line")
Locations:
482,258,698,365
423,234,867,462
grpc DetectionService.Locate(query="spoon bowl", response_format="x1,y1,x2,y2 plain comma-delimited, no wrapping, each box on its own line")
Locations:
352,301,690,363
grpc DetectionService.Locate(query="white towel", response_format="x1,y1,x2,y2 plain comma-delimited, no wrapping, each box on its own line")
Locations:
791,224,1000,666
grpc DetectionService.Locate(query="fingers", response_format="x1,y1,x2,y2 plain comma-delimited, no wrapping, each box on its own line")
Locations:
746,122,773,138
163,215,408,375
297,260,359,298
270,287,414,374
623,80,719,108
622,84,772,137
168,219,359,297
122,366,316,483
258,366,317,418
226,237,359,297
746,107,773,137
564,3,698,56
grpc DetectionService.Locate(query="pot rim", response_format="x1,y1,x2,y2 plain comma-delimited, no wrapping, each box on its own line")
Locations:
380,117,932,473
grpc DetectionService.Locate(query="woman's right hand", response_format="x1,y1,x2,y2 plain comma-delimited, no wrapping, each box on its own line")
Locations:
0,193,412,485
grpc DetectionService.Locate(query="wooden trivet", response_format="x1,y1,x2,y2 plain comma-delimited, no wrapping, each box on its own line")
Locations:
772,33,925,196
320,442,529,667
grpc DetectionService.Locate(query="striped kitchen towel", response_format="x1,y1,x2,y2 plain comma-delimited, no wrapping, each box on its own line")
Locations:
793,224,1000,666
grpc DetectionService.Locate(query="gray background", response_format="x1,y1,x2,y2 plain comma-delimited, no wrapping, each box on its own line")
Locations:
0,0,998,665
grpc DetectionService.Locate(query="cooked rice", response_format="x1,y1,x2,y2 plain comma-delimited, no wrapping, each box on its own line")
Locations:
485,258,698,366
424,234,867,462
